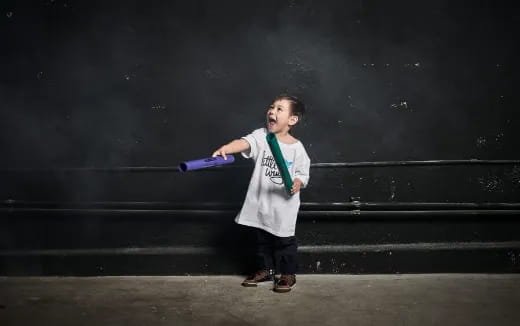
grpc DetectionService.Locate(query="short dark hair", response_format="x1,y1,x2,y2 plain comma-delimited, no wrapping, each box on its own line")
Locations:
272,94,305,121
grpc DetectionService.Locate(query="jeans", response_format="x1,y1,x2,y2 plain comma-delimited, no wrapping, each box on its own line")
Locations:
254,227,298,275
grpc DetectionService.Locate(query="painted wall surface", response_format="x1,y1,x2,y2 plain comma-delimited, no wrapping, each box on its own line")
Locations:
1,1,520,275
1,0,519,203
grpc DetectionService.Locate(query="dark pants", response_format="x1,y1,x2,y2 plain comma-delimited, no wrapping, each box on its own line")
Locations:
255,228,298,275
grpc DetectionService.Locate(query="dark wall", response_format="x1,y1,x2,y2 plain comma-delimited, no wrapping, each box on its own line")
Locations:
2,1,520,275
1,0,519,202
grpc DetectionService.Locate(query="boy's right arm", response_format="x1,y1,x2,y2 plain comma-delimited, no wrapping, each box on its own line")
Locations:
212,139,250,160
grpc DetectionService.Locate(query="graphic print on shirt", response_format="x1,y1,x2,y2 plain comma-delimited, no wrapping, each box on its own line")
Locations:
260,150,293,185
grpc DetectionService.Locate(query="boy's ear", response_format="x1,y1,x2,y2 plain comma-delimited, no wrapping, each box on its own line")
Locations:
289,115,299,126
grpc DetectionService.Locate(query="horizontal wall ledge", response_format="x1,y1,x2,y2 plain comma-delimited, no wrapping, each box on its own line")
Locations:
2,208,520,219
2,241,520,257
3,200,520,211
1,159,519,173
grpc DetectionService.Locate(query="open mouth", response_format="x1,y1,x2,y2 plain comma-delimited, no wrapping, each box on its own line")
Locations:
267,117,277,129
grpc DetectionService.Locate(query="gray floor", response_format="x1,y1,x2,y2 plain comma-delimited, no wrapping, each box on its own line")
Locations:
1,274,520,326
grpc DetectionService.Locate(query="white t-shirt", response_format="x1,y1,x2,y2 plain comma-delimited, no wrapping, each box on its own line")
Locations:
235,128,311,237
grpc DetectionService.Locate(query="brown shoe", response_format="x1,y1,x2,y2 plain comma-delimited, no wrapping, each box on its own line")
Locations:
274,274,296,293
241,270,273,287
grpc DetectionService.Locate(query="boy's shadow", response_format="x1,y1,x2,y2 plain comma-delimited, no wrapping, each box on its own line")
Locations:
211,222,256,275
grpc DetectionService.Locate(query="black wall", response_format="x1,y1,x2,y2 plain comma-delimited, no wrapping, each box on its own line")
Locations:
2,0,520,201
1,0,519,275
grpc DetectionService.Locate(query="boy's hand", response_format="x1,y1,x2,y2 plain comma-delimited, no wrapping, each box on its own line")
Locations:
291,178,303,195
212,145,229,160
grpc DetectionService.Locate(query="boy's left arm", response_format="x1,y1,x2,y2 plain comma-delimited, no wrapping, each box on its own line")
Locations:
291,148,311,195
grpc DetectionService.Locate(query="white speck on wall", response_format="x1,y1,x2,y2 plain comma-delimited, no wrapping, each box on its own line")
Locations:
495,132,504,143
476,136,487,148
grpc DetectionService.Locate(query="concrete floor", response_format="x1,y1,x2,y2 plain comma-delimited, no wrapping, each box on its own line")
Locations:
1,274,520,326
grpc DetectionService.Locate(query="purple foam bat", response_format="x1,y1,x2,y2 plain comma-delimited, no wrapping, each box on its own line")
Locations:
178,155,235,172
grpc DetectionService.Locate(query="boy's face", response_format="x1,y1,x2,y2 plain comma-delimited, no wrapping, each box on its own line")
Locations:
266,99,299,133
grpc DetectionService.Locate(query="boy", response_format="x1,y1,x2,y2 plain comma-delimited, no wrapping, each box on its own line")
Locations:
212,94,310,293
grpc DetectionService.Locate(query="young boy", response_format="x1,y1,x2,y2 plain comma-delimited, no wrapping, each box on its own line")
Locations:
212,94,311,293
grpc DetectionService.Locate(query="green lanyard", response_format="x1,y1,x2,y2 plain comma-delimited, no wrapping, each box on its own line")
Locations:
266,132,294,196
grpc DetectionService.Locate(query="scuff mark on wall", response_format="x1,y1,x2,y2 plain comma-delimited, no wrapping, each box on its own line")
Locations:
477,173,504,193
